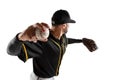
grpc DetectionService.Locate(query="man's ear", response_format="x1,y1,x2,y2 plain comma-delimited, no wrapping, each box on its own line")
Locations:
62,24,67,29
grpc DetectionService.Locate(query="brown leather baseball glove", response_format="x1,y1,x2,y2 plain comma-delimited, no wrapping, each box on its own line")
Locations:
82,38,98,52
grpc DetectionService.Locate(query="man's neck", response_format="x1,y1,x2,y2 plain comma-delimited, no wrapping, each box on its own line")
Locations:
51,30,63,40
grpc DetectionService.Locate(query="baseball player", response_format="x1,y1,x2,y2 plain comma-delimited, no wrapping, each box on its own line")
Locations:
7,9,97,80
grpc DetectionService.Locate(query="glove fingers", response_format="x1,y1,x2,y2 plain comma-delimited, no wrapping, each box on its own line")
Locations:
82,38,98,52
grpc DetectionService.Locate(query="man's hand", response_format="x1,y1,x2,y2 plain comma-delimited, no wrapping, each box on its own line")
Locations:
82,38,98,52
18,22,50,42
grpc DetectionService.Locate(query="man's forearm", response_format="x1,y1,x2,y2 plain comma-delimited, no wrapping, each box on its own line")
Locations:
7,34,22,56
68,38,82,44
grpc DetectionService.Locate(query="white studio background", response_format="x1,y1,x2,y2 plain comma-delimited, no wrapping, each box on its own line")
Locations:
0,0,120,80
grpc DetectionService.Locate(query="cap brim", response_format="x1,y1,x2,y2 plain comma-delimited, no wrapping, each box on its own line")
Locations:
69,19,76,23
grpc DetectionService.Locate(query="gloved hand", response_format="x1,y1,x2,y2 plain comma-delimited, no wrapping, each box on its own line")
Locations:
82,38,98,52
18,22,50,42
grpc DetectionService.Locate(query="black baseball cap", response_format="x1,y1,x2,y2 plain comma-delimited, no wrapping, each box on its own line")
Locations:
51,9,76,26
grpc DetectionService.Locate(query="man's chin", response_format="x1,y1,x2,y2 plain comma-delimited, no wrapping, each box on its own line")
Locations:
64,32,67,34
64,30,68,34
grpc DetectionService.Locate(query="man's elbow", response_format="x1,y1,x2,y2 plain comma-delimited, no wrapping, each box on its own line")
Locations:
6,46,20,56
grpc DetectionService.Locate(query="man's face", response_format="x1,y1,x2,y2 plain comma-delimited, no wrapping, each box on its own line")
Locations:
63,23,69,34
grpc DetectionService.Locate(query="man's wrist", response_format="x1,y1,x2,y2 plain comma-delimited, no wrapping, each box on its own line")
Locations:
18,32,23,41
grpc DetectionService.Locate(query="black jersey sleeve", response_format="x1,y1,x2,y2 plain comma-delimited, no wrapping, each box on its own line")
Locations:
7,34,23,56
67,38,82,44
